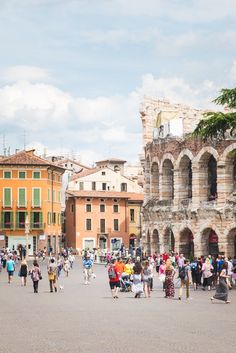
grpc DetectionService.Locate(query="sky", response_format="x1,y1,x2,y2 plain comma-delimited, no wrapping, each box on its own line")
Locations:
0,0,236,165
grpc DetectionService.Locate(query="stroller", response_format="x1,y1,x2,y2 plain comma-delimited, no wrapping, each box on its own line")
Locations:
120,274,132,292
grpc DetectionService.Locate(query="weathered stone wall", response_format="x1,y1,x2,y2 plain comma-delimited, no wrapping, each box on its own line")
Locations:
142,136,236,258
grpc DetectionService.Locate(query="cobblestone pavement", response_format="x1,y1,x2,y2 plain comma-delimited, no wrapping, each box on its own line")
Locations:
0,259,235,353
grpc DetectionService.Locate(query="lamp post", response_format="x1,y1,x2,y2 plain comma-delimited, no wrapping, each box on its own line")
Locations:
25,215,30,260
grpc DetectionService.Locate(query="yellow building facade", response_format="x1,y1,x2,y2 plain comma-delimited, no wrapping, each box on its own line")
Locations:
0,150,65,255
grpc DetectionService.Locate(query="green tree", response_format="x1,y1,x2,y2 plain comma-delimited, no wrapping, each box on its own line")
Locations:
192,88,236,140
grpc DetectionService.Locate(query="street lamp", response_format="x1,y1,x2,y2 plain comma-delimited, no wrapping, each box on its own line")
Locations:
25,215,30,260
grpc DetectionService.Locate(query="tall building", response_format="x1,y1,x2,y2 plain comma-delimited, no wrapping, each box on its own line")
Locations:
140,97,236,258
0,150,65,254
65,158,143,251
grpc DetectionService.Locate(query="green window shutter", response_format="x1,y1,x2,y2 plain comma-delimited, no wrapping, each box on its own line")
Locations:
39,212,43,227
33,188,40,207
19,188,26,207
47,212,51,225
1,212,4,228
4,188,11,207
30,212,33,228
16,211,19,228
10,212,14,229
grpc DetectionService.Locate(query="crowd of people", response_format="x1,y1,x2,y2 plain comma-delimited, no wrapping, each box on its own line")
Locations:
0,246,235,304
106,252,236,303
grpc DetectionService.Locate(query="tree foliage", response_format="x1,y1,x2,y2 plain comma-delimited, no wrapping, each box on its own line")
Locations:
192,88,236,141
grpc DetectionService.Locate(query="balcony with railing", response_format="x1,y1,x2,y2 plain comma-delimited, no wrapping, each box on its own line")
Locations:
97,228,111,235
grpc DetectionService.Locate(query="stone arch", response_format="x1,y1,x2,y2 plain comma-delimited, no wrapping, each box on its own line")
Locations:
150,162,159,198
176,149,194,169
200,227,219,257
221,143,236,162
178,154,193,200
163,227,175,253
179,227,194,259
160,153,175,172
193,146,219,164
225,228,236,258
220,145,236,197
195,148,218,202
161,159,174,200
151,229,160,254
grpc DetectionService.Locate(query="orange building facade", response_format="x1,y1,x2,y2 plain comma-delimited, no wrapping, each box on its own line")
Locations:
0,150,65,255
65,190,143,251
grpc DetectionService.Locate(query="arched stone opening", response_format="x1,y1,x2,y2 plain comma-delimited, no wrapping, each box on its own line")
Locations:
179,155,192,200
151,162,159,198
162,159,174,200
198,152,217,201
226,228,236,258
163,228,175,253
179,228,194,259
224,149,236,197
201,228,219,256
151,229,160,254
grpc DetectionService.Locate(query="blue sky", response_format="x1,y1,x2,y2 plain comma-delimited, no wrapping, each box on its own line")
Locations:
0,0,236,164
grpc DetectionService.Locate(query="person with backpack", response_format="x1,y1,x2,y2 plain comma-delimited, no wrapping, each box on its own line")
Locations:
30,260,42,293
48,258,58,293
178,259,192,300
108,258,120,298
83,254,93,285
6,255,15,284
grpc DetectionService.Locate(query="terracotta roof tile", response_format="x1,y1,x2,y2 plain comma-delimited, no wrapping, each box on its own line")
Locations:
0,150,65,171
66,190,144,201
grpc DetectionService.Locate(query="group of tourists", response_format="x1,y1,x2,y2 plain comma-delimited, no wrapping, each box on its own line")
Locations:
0,247,76,293
106,252,235,303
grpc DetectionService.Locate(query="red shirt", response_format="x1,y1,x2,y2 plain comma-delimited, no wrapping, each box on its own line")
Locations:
108,265,120,282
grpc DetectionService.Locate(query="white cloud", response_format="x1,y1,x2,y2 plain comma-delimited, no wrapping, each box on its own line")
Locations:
0,66,226,164
1,66,51,83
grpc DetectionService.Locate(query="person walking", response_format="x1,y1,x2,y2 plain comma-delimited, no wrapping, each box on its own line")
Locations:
143,260,152,298
202,257,213,291
6,255,15,284
19,259,28,286
178,259,192,300
30,260,42,293
64,257,70,277
211,262,231,304
164,259,175,299
108,258,120,298
83,254,93,284
48,258,58,293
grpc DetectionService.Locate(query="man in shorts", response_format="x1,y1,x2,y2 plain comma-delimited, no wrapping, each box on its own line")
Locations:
6,255,15,284
108,258,120,299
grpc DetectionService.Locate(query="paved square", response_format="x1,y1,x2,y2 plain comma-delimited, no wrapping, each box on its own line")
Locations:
0,259,235,353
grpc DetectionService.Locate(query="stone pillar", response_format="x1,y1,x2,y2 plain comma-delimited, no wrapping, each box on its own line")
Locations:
192,164,201,208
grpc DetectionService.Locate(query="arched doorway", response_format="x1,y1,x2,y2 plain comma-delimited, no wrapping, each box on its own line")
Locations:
129,233,136,248
179,155,192,200
162,159,174,200
198,152,217,201
151,162,159,198
99,235,107,250
226,228,236,258
201,228,219,256
163,228,175,253
179,228,194,259
151,229,160,254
